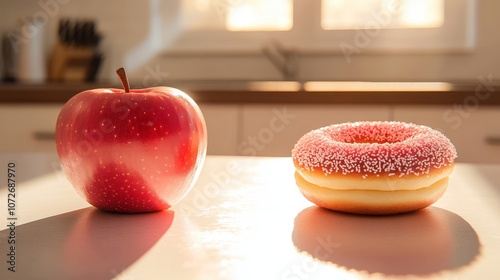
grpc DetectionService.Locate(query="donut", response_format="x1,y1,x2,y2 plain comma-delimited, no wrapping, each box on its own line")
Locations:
291,121,457,215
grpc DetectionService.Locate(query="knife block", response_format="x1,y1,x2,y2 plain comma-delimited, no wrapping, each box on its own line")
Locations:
49,41,95,82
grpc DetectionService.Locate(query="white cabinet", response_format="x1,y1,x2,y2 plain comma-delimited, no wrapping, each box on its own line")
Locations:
0,103,242,156
3,103,499,163
240,104,391,156
393,105,500,164
198,104,240,155
0,104,62,153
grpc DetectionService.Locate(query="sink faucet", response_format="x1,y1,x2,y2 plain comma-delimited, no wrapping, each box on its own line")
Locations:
262,40,298,81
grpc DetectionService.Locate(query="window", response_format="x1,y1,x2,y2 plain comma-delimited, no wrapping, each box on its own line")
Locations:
321,0,444,30
226,0,292,31
182,0,292,31
172,0,475,53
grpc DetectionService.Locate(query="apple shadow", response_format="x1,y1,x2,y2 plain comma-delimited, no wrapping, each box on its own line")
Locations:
0,207,173,280
292,206,481,276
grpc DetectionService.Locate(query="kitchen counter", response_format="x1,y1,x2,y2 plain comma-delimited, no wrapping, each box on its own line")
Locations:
1,81,500,105
1,154,500,279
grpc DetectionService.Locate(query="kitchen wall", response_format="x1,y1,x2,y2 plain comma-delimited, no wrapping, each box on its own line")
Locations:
0,0,498,83
0,0,180,82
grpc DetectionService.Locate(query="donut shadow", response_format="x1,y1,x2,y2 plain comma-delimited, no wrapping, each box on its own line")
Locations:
292,206,481,276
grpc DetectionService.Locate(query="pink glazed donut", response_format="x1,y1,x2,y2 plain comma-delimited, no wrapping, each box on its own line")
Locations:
292,121,457,215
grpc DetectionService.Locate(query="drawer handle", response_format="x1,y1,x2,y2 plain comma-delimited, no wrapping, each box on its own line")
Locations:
485,136,500,145
33,131,56,141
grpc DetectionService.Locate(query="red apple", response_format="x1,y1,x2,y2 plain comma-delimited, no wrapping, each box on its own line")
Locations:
56,68,207,213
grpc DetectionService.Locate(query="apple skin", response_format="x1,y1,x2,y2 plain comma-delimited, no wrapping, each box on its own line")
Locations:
56,87,207,213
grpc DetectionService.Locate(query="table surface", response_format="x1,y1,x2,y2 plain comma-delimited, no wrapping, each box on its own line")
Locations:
1,154,500,280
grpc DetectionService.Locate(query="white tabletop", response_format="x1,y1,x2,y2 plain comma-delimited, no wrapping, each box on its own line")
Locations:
0,154,499,280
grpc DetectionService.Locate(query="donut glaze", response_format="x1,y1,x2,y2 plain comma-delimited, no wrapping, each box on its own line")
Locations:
292,121,457,214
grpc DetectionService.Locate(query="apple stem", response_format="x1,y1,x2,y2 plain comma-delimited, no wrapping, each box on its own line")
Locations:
116,67,130,93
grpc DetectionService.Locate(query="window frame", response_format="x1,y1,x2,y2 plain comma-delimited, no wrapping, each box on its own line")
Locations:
167,0,476,54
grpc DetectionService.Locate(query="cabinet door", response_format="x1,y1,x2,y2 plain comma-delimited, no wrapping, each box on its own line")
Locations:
0,105,62,152
0,104,241,155
240,104,390,157
393,106,500,164
198,104,240,155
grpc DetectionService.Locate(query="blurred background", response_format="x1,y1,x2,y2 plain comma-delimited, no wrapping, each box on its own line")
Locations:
0,0,499,163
